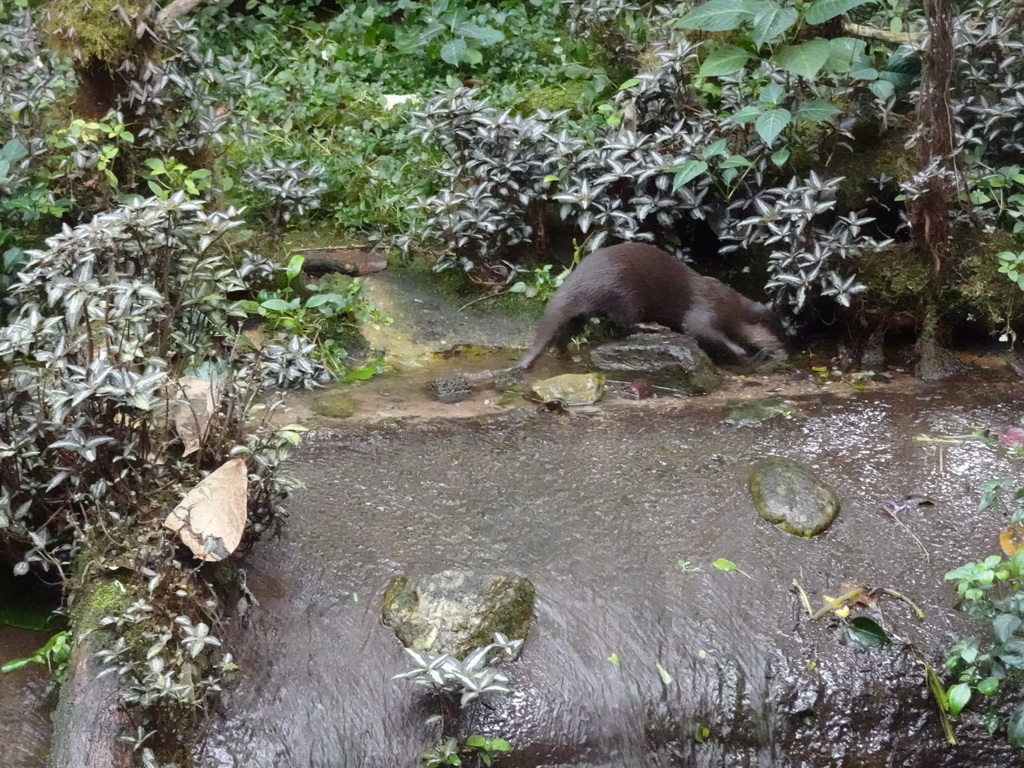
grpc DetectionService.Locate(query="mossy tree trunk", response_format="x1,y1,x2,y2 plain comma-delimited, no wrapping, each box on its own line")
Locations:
49,576,136,768
43,0,210,120
907,0,964,378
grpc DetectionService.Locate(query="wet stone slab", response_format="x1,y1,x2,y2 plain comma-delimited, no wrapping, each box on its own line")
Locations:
194,382,1024,768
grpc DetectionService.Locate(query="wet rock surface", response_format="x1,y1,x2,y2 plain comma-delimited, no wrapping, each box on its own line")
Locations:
749,457,842,537
527,373,605,406
588,332,723,393
382,569,535,658
192,383,1024,768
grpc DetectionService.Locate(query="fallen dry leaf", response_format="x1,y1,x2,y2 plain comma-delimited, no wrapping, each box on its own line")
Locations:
172,376,217,457
1000,525,1024,557
164,458,248,561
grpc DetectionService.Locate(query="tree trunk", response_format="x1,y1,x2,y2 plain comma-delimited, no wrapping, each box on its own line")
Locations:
49,578,133,768
908,0,962,378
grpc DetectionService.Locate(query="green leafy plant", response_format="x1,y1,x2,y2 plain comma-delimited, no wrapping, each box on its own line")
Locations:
997,251,1024,291
47,115,135,190
420,734,512,767
508,262,571,301
141,157,212,200
943,421,1024,744
395,633,521,767
239,254,385,380
676,0,909,135
944,551,1024,744
969,165,1024,236
1,630,71,678
397,0,506,67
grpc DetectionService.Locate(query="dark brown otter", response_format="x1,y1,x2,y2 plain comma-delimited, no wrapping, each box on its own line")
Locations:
515,242,786,371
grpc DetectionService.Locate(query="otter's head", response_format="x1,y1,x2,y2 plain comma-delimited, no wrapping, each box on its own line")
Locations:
744,302,788,355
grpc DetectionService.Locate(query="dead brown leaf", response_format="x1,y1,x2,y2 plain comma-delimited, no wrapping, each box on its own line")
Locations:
172,376,216,457
164,458,248,561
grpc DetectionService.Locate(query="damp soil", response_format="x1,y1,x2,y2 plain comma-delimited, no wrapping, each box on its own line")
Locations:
193,377,1024,768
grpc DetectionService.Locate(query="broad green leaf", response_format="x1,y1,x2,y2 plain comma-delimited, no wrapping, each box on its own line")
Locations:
825,37,868,74
608,653,620,667
774,39,832,80
805,0,873,25
996,638,1024,667
677,0,764,31
699,45,754,77
261,298,295,312
702,138,729,158
993,613,1022,643
771,147,790,167
490,739,512,751
1009,702,1024,747
728,105,762,125
440,38,467,65
794,98,840,123
721,154,755,169
755,108,791,145
851,66,879,80
947,682,971,716
619,78,640,90
869,80,895,101
1,138,28,163
459,23,504,45
285,253,305,281
752,4,798,47
713,558,738,572
978,677,1000,695
671,160,709,191
759,82,786,105
306,293,346,308
846,616,891,648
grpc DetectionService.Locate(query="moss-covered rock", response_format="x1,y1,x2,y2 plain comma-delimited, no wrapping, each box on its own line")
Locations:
382,570,535,659
750,457,840,537
589,332,723,394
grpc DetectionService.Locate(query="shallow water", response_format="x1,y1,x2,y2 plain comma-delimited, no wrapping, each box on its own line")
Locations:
193,380,1024,767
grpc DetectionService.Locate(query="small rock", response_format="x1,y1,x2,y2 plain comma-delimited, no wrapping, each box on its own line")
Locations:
749,457,840,537
724,396,801,425
426,375,474,404
589,333,722,394
622,378,653,400
528,373,605,406
382,570,535,659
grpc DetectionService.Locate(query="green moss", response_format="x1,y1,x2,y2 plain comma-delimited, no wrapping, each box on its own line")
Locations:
858,226,1024,335
942,229,1024,328
70,576,136,636
469,577,535,653
45,0,150,65
827,128,917,211
858,242,931,305
311,389,358,419
515,82,592,115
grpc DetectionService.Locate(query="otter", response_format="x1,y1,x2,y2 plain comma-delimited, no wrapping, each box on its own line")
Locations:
515,242,786,371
